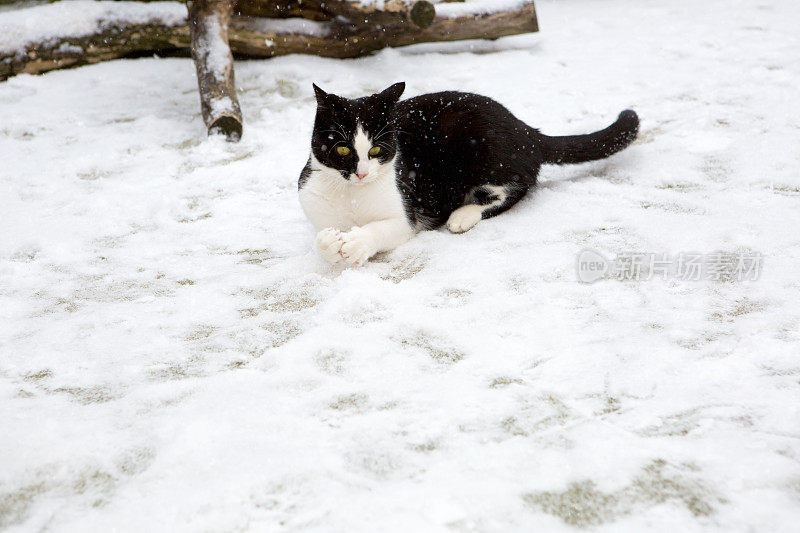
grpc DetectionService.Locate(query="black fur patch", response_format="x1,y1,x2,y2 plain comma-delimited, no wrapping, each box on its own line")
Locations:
466,186,500,206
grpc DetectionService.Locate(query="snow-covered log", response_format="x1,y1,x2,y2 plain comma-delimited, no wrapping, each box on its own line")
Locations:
188,0,243,141
0,2,190,81
0,1,538,80
229,3,537,58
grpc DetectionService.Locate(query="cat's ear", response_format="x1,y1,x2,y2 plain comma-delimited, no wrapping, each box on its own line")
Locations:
377,82,406,105
312,83,329,106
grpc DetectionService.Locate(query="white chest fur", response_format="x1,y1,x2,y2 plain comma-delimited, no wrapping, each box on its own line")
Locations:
299,154,409,232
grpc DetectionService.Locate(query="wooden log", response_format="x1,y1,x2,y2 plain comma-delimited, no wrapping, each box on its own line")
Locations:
187,0,243,141
1,2,539,78
233,0,436,28
0,23,188,81
230,4,538,58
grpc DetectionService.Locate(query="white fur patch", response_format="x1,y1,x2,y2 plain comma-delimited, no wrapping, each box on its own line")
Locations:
315,227,343,263
447,185,509,233
340,226,373,266
483,184,508,205
447,205,484,233
300,152,414,263
354,123,371,168
353,122,384,181
300,154,410,231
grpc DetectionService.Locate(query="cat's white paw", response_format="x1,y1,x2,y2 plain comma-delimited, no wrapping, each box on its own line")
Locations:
340,227,374,266
316,227,344,263
447,205,484,234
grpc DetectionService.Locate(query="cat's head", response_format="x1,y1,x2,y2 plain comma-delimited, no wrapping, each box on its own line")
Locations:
310,82,405,184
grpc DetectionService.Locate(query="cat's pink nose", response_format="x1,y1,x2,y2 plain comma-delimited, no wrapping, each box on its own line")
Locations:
357,171,368,180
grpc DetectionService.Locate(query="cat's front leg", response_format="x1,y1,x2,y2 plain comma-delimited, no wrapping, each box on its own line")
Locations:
316,227,344,263
340,218,414,266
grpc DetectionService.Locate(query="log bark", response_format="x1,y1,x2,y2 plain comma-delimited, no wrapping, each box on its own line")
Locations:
233,0,437,28
188,0,243,141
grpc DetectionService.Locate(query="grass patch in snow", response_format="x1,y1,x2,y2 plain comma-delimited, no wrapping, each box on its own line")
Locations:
398,332,464,364
524,460,721,527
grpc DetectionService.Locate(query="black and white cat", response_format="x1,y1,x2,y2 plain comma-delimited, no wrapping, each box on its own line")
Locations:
298,82,638,265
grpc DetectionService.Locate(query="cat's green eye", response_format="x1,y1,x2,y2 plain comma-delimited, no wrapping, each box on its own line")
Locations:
369,146,381,157
336,146,351,156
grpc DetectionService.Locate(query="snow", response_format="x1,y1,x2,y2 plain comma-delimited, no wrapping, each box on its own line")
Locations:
200,13,232,83
2,0,800,531
243,17,332,39
209,95,237,117
435,0,530,18
0,1,186,54
350,0,530,19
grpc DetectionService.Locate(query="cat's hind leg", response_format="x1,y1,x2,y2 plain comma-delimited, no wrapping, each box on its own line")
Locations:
446,183,528,234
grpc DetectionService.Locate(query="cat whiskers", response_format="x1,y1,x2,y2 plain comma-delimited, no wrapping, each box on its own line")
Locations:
373,121,395,141
330,140,348,152
375,128,412,143
333,121,349,139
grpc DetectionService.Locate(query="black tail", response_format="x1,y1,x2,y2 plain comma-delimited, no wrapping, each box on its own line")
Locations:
539,110,639,165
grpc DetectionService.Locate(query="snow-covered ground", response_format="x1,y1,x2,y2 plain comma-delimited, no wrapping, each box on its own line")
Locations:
2,0,800,531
